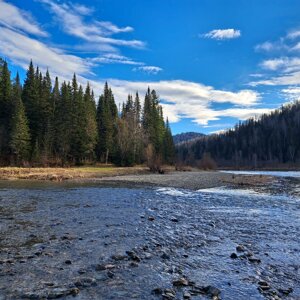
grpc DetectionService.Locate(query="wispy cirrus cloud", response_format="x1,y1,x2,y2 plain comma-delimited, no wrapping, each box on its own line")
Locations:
202,29,241,40
133,66,163,74
0,0,47,36
38,0,145,50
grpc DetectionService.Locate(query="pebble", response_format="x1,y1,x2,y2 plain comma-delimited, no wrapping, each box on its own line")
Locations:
230,253,238,259
148,216,155,221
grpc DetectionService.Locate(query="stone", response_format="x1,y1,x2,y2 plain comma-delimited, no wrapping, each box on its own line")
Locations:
148,216,155,221
172,278,189,287
183,291,191,299
107,271,114,278
204,285,221,297
47,287,79,299
258,281,270,291
278,287,293,295
236,245,245,252
152,288,163,295
74,277,96,287
162,289,176,299
95,264,115,271
248,257,261,264
170,218,179,223
144,252,152,259
126,251,141,262
230,253,238,259
65,260,72,265
161,252,170,260
111,254,127,261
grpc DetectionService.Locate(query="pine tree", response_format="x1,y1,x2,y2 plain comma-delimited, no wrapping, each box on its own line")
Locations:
10,74,31,164
22,61,39,152
163,118,175,164
0,60,12,162
96,82,118,163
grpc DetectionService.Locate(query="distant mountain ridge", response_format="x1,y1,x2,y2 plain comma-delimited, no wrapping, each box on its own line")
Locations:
173,132,205,145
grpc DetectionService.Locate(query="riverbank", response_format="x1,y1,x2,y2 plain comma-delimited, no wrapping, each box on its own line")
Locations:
0,166,148,181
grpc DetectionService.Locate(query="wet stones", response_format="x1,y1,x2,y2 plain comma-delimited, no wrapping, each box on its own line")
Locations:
148,216,155,221
230,253,238,259
64,260,72,265
170,217,178,223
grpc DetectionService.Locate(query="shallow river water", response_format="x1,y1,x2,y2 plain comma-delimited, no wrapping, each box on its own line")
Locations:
0,179,299,300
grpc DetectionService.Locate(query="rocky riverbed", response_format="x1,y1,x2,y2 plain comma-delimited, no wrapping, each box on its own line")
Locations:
0,177,299,299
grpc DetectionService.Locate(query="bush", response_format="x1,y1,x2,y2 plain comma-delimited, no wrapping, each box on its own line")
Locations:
197,152,217,170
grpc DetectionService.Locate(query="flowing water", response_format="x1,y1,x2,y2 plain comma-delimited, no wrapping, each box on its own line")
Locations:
0,179,299,300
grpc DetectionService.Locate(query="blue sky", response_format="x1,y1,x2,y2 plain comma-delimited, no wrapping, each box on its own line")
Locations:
1,0,300,134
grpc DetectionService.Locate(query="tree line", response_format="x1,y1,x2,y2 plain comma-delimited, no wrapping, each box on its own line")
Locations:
0,59,175,167
177,101,300,168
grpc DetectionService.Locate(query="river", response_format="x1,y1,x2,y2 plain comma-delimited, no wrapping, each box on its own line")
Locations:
0,178,299,299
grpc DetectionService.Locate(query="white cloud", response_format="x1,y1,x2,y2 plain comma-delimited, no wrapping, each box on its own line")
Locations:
133,66,163,74
38,0,144,50
70,3,94,16
287,29,300,39
0,27,92,77
98,79,261,125
260,57,300,72
0,0,47,36
89,54,143,66
202,29,241,40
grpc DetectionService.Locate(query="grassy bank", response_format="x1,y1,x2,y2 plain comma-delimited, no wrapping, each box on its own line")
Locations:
0,166,149,181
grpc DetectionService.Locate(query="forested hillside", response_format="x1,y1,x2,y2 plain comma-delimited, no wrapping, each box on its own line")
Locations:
177,101,300,168
0,59,175,167
173,132,205,145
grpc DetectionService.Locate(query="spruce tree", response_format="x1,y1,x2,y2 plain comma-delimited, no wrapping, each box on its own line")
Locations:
0,60,12,161
96,82,118,163
22,61,39,153
163,118,175,164
10,74,31,164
